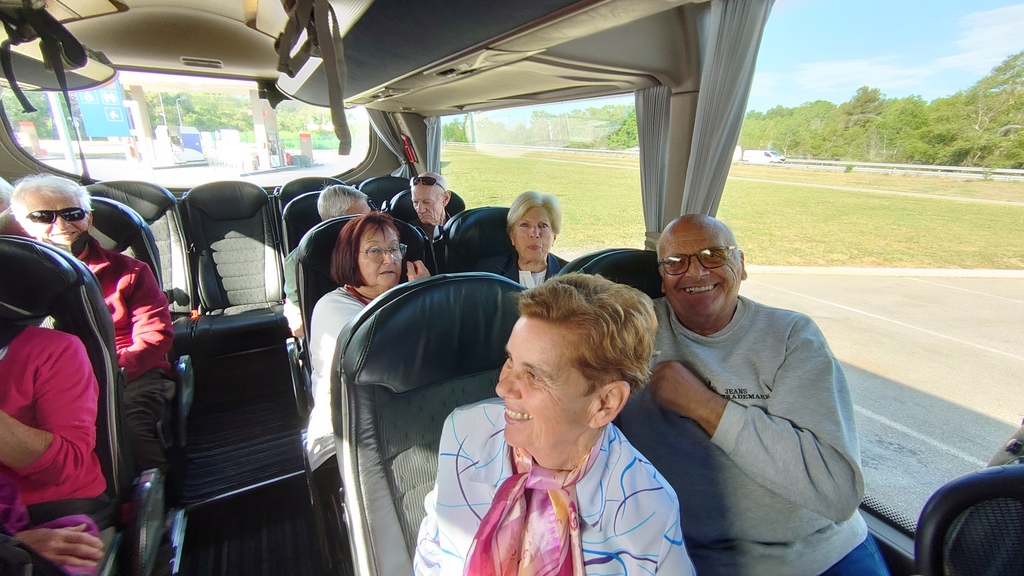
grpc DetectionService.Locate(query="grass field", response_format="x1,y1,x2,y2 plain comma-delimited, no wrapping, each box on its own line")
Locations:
441,148,1024,269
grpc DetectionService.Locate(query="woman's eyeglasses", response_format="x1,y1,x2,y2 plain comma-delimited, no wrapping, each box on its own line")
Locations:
410,176,446,190
361,244,407,262
658,246,737,275
25,207,89,224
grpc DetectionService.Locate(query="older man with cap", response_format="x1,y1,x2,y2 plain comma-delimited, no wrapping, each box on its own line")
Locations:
617,214,889,576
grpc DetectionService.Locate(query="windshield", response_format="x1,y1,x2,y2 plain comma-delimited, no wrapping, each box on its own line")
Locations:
0,71,370,189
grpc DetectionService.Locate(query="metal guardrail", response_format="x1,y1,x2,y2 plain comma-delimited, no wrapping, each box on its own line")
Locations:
777,159,1024,182
445,142,1024,181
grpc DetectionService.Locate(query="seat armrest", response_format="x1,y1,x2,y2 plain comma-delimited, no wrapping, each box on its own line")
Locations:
173,355,194,447
121,468,166,576
287,337,313,419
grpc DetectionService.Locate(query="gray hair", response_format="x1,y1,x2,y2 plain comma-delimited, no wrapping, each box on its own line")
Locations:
10,174,92,215
0,177,12,212
507,190,562,235
317,184,368,219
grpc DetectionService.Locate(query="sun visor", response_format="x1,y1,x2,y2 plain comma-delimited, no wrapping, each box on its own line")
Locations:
2,41,116,91
277,56,329,106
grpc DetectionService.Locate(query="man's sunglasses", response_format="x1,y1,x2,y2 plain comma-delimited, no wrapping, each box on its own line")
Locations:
25,207,89,224
410,176,446,190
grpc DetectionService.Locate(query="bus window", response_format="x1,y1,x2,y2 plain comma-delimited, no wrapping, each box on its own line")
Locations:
0,71,369,189
439,95,643,261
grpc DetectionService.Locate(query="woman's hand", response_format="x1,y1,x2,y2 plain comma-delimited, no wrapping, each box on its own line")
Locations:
407,260,431,280
16,524,105,567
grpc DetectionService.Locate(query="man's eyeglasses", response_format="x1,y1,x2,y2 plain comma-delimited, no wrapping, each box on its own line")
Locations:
361,244,407,263
410,175,446,190
25,207,89,224
658,246,737,275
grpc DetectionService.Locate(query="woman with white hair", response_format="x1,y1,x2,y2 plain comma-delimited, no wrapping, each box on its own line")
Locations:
479,191,566,287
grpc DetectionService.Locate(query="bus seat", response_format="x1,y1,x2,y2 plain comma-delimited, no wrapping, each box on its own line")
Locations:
557,248,663,300
88,197,194,455
333,273,524,576
441,206,511,273
357,176,408,209
86,180,194,317
282,191,323,254
0,236,166,575
914,463,1024,576
558,248,625,274
384,188,466,225
277,175,345,210
181,181,289,357
89,197,162,287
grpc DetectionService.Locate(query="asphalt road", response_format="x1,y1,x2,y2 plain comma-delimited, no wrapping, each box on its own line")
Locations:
738,269,1024,526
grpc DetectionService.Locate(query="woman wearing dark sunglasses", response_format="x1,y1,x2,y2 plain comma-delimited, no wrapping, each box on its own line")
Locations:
9,174,174,474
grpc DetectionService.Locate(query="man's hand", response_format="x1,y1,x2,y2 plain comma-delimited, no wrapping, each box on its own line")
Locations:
407,260,431,281
649,360,728,436
290,324,305,339
16,524,104,568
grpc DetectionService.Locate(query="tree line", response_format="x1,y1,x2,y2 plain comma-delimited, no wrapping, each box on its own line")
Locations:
740,50,1024,168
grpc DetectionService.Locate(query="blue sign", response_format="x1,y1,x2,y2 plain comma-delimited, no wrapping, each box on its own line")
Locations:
76,80,130,138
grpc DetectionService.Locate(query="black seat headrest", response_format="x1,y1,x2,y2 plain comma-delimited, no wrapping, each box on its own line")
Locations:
357,176,409,208
86,181,176,224
281,191,323,254
184,181,269,220
339,273,523,395
443,206,512,272
278,176,345,207
89,198,161,285
564,249,663,300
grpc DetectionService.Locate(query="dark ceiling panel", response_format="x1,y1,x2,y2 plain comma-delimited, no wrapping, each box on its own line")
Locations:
343,0,583,96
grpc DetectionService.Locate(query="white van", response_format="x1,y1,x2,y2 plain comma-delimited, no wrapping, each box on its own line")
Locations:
743,149,786,164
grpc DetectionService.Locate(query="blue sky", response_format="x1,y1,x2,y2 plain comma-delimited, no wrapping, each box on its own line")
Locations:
747,0,1024,111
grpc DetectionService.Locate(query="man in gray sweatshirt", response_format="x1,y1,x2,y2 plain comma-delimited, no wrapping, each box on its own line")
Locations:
617,214,889,576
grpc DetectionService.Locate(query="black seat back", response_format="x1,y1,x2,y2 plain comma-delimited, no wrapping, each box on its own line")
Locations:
558,248,663,300
89,197,161,286
384,189,466,225
182,181,284,311
277,176,345,209
915,464,1024,576
282,191,323,254
357,176,408,209
442,206,512,273
333,273,523,575
0,236,132,504
294,215,429,344
558,248,623,275
87,180,192,313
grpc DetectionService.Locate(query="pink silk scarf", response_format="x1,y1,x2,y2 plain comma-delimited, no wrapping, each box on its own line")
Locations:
463,440,602,576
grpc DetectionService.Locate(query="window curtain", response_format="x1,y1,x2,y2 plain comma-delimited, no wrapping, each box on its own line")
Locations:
635,85,672,250
424,116,442,174
367,109,412,178
682,0,774,216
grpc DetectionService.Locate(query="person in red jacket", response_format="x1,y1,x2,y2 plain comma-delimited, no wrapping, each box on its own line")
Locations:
10,174,174,472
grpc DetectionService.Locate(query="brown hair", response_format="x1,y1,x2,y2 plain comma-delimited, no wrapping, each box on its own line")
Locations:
330,212,400,287
516,273,657,394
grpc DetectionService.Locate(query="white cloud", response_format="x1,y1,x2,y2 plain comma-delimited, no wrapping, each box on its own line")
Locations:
791,58,934,94
936,4,1024,74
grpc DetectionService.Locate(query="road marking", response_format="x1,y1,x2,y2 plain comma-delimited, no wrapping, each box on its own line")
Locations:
905,277,1024,304
747,280,1024,363
730,177,1024,206
855,405,987,468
